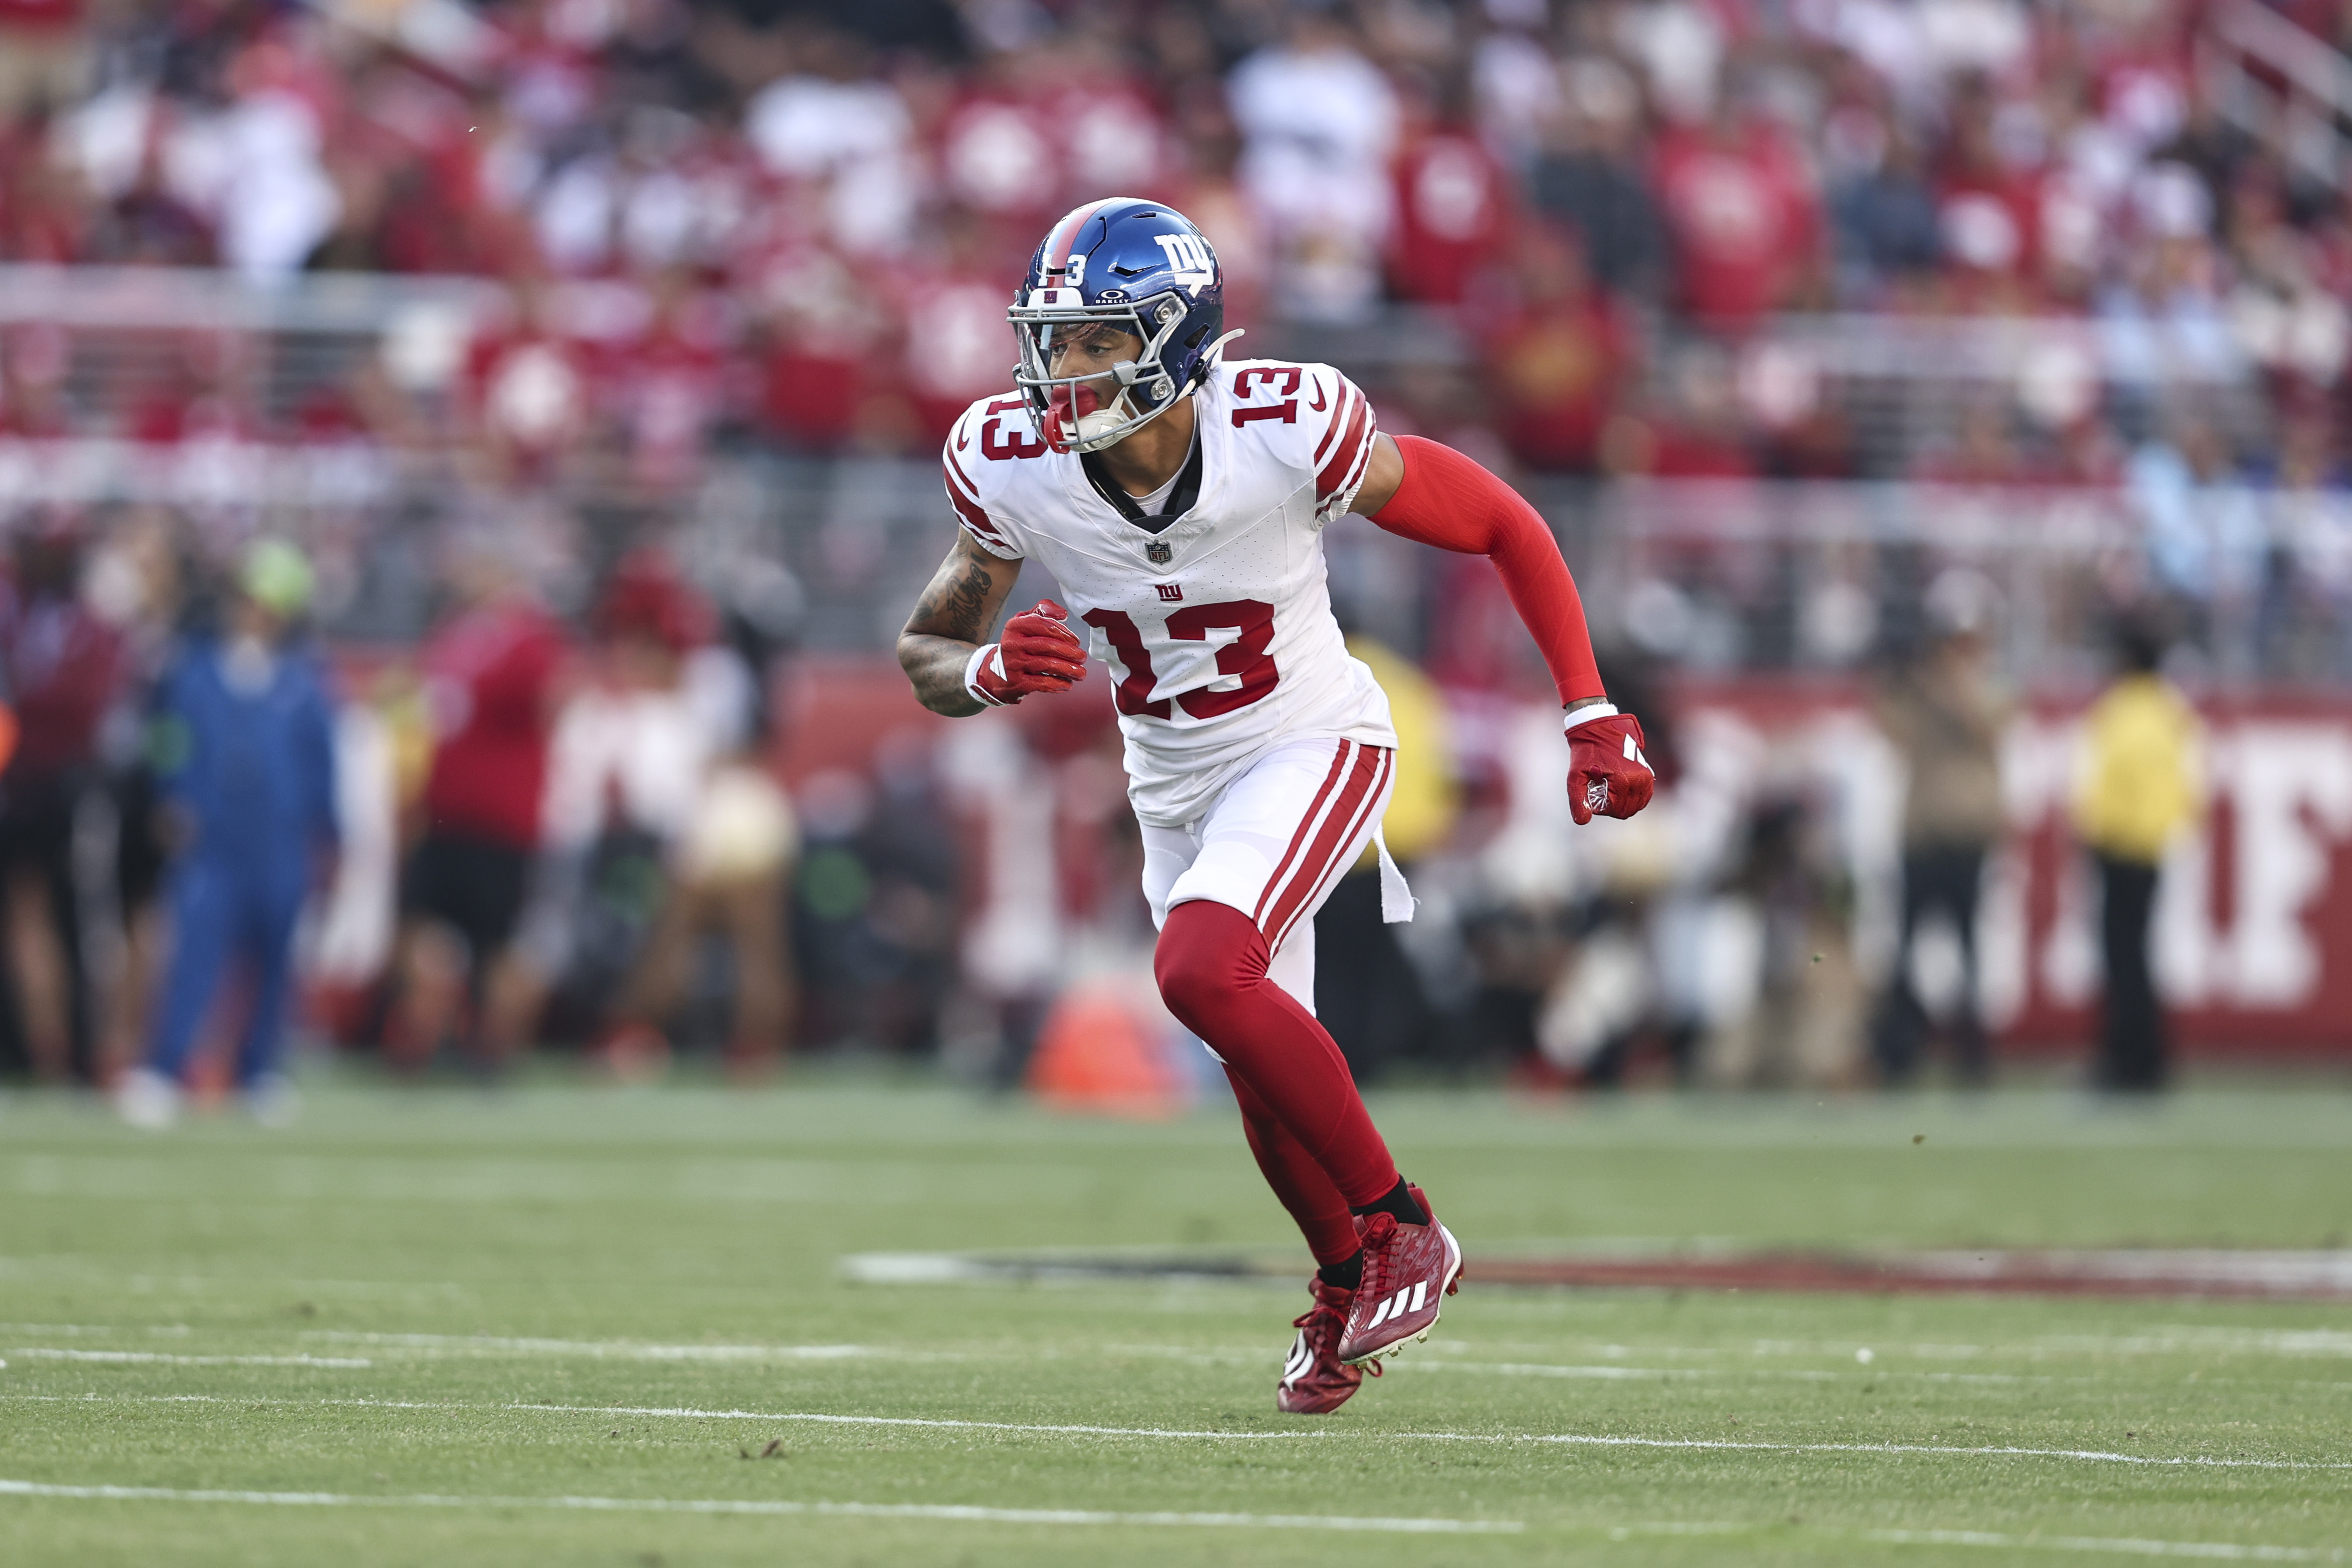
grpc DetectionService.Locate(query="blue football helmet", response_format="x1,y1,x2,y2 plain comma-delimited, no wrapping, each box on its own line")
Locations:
1010,198,1239,454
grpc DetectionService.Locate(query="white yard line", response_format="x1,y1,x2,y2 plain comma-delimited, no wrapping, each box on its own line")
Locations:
512,1402,1307,1440
2036,1331,2352,1359
0,1479,1518,1534
303,1332,881,1362
0,1480,2337,1557
1436,1432,2348,1469
1392,1361,1702,1380
5,1392,2342,1470
1860,1528,2344,1561
1604,1524,2344,1561
7,1349,370,1368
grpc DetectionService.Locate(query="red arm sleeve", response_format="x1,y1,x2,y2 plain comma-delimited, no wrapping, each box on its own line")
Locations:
1368,434,1605,706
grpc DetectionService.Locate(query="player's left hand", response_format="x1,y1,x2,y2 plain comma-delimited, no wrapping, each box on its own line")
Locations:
1564,704,1654,825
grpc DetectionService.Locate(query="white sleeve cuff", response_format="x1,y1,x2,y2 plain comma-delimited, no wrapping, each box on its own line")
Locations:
1562,701,1619,735
963,643,1008,706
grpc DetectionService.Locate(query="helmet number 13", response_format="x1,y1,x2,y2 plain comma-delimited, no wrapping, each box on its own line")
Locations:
1081,601,1279,720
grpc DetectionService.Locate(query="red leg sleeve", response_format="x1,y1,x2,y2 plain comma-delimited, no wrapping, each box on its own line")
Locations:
1226,1068,1363,1265
1154,899,1401,1211
1369,434,1606,706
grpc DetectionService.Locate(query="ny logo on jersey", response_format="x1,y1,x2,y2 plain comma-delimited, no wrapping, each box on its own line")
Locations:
1153,233,1215,292
1156,582,1182,602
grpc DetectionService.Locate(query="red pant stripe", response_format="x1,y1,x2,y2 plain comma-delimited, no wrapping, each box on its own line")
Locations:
1251,739,1355,927
1268,745,1391,952
1261,743,1383,947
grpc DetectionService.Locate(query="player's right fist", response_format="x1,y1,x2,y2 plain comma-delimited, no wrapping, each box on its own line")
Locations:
1564,703,1655,825
964,600,1088,706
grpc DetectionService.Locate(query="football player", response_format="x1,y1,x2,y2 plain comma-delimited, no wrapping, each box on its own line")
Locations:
899,199,1652,1413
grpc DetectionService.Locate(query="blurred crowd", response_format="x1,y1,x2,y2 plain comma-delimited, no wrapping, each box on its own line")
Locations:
0,0,2345,485
0,0,2318,1104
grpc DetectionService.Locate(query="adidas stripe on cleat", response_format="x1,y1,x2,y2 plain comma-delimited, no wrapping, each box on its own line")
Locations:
1336,1186,1463,1367
1276,1278,1366,1414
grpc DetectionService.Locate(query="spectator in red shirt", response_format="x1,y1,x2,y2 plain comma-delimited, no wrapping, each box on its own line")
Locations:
1388,74,1514,307
900,207,1028,445
605,268,727,493
1933,84,2044,310
388,535,570,1075
465,273,592,485
753,240,882,454
1652,95,1821,329
1481,225,1633,475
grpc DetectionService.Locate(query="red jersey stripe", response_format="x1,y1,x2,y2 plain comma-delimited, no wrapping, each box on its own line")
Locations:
942,463,1005,541
1312,383,1358,466
943,448,984,504
1316,397,1372,500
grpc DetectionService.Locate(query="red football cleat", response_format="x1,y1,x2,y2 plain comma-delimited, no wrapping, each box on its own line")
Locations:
1405,1184,1465,1288
1337,1191,1463,1367
1277,1278,1371,1414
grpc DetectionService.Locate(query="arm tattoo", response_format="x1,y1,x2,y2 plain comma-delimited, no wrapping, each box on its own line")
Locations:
913,552,995,645
898,535,1016,718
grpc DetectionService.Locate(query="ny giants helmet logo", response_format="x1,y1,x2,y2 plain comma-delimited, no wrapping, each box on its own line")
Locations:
1153,233,1216,293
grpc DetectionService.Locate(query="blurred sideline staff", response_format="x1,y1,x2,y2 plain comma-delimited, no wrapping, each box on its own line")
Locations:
547,550,801,1079
118,541,338,1128
0,518,119,1084
2074,621,2202,1094
1869,572,2006,1088
387,532,570,1074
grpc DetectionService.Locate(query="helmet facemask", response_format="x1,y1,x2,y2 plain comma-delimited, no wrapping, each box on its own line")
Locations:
1011,289,1200,454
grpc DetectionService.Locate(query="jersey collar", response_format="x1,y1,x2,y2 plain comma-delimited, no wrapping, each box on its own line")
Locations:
1078,416,1203,535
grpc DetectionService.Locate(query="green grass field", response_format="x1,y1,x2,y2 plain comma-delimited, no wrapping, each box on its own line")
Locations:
2,1078,2348,1566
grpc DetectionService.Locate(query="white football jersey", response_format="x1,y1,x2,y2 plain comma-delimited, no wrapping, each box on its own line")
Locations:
942,358,1395,828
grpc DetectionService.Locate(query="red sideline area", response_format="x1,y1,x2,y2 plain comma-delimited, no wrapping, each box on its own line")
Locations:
896,1246,2352,1301
1675,678,2352,1059
1462,1250,2352,1302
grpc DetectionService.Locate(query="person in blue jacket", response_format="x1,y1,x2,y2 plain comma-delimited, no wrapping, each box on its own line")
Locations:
117,540,338,1128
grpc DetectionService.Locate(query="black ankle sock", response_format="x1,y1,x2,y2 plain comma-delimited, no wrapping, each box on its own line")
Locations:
1350,1178,1429,1227
1317,1252,1364,1292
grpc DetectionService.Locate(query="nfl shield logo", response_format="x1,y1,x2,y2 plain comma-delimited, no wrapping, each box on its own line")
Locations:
1147,540,1172,564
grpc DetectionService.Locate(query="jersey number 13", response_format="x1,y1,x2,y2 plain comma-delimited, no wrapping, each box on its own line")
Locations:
1081,600,1278,721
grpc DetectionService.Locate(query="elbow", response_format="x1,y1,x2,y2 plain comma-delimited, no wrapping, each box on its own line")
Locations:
899,635,982,719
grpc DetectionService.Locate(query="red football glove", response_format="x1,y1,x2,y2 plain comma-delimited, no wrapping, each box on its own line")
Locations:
1564,704,1655,825
964,600,1087,706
